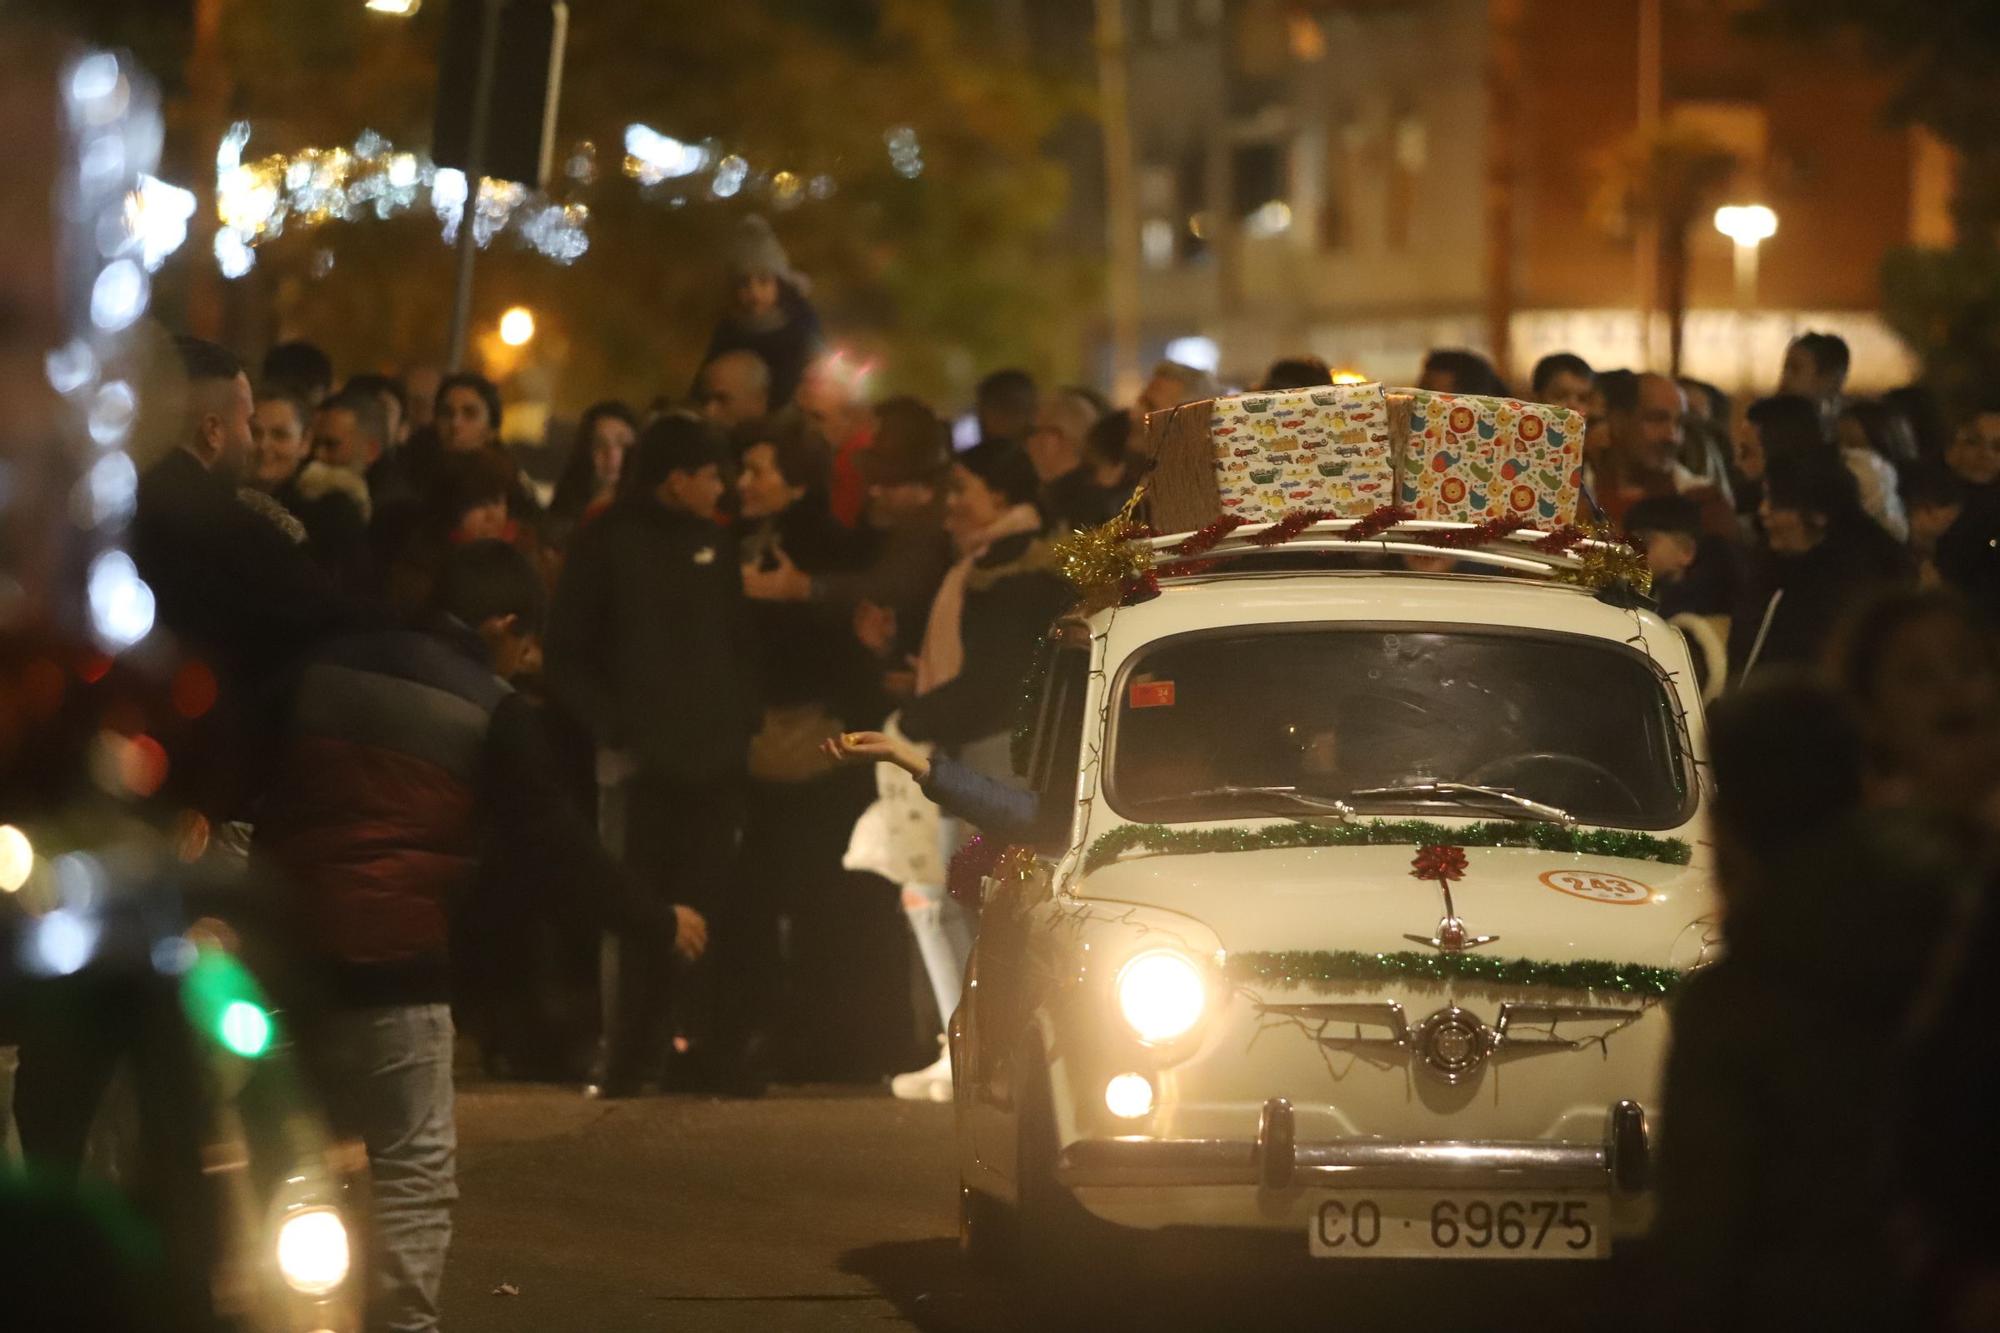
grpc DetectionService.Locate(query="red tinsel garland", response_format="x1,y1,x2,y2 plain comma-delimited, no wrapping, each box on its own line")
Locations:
1412,844,1469,883
1247,508,1339,546
1342,503,1416,541
947,835,1003,909
1118,570,1162,605
1168,514,1248,557
1431,516,1533,549
1135,504,1591,589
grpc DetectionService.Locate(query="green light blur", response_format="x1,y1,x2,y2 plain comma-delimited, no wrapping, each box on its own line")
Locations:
180,949,276,1059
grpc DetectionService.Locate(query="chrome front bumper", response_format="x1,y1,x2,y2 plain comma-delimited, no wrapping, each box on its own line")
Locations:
1058,1098,1651,1195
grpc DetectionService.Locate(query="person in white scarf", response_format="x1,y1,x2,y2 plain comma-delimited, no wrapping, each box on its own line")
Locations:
847,442,1071,1101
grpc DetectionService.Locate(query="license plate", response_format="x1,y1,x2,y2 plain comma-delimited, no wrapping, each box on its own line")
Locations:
1309,1193,1606,1260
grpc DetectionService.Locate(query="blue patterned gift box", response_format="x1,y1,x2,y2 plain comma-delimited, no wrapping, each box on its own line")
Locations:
1208,383,1396,523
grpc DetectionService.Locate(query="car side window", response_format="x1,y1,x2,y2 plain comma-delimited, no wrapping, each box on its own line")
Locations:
1025,643,1091,851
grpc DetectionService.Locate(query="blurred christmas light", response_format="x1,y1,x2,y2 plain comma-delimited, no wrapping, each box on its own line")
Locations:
46,340,99,397
89,259,146,332
86,549,154,649
885,126,923,178
1245,199,1293,239
1331,369,1369,385
1165,335,1220,373
126,174,196,271
25,909,100,977
623,124,709,184
215,226,256,279
711,155,749,199
215,127,589,267
770,170,803,209
0,825,32,894
498,306,537,347
364,0,422,14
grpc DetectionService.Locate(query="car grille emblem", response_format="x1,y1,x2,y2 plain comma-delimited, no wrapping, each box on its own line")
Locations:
1404,877,1498,953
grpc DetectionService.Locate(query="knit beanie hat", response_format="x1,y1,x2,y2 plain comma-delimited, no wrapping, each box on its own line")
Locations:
726,214,793,283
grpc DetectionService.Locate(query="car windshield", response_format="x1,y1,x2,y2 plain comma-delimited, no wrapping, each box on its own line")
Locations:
1108,627,1691,829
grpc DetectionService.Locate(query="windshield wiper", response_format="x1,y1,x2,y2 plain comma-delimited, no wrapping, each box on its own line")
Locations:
1344,782,1576,828
1162,785,1356,818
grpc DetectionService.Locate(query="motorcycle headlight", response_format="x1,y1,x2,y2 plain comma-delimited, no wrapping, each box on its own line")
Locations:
275,1205,350,1297
1116,950,1207,1045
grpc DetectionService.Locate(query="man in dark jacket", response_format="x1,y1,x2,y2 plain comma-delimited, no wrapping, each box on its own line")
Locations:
545,413,758,1094
130,336,355,818
132,336,350,698
257,541,706,1333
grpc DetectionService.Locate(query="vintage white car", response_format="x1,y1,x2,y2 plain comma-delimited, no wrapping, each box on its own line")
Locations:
951,519,1717,1273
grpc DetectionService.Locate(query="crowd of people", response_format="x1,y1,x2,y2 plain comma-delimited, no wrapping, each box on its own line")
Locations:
1406,337,2000,1325
98,199,2000,1328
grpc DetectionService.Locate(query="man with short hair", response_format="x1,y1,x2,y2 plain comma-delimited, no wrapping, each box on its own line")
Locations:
132,337,346,694
1597,372,1736,539
696,349,771,429
345,372,409,448
1027,385,1108,532
1530,352,1593,415
975,367,1038,447
1135,359,1220,418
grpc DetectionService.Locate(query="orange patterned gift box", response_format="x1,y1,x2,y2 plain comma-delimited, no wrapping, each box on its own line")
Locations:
1398,390,1584,526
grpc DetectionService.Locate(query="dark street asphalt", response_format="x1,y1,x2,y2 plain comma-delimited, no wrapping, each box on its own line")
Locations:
442,1083,1622,1333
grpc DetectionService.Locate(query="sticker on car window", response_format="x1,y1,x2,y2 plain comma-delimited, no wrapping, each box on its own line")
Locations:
1129,680,1176,709
1540,870,1655,905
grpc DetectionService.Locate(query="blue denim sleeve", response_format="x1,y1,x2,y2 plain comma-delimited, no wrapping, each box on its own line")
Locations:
920,754,1041,840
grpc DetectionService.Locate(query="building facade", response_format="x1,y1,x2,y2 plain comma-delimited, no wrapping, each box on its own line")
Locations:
1060,0,1942,391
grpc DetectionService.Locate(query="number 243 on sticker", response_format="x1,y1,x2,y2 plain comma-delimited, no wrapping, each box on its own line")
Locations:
1129,680,1176,709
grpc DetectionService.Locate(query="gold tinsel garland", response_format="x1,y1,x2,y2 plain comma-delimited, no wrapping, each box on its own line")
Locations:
1553,524,1654,599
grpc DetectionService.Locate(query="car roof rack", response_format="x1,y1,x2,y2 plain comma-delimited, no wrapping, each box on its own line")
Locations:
1139,518,1624,587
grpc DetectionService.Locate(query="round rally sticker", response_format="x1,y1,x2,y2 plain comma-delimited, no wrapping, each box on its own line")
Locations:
1540,870,1656,905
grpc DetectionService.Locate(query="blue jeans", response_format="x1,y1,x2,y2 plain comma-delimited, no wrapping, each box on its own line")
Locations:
904,815,978,1034
319,1005,456,1333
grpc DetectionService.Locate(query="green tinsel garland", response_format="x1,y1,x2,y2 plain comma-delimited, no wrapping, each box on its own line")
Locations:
1227,949,1683,998
1084,819,1692,873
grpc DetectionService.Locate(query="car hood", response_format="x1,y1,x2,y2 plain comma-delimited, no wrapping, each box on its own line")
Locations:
1076,842,1714,968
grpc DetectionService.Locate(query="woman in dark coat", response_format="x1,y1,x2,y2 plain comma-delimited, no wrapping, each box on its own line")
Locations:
1729,446,1911,681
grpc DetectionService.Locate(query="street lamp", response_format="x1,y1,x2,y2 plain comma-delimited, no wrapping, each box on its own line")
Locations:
498,306,536,347
363,0,422,15
1714,204,1777,389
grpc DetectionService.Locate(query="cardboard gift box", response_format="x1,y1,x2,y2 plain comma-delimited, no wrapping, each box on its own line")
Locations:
1398,390,1584,526
1143,382,1398,532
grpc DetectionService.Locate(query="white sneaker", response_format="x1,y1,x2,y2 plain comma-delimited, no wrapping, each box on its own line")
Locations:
890,1048,953,1103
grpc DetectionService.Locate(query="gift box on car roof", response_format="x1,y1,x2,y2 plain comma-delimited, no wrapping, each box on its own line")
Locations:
1398,389,1585,526
1141,381,1585,534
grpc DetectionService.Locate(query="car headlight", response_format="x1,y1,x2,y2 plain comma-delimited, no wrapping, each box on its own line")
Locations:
1116,950,1207,1045
275,1206,351,1297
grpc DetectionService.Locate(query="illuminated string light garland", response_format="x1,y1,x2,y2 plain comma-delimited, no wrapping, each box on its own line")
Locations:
211,123,589,278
